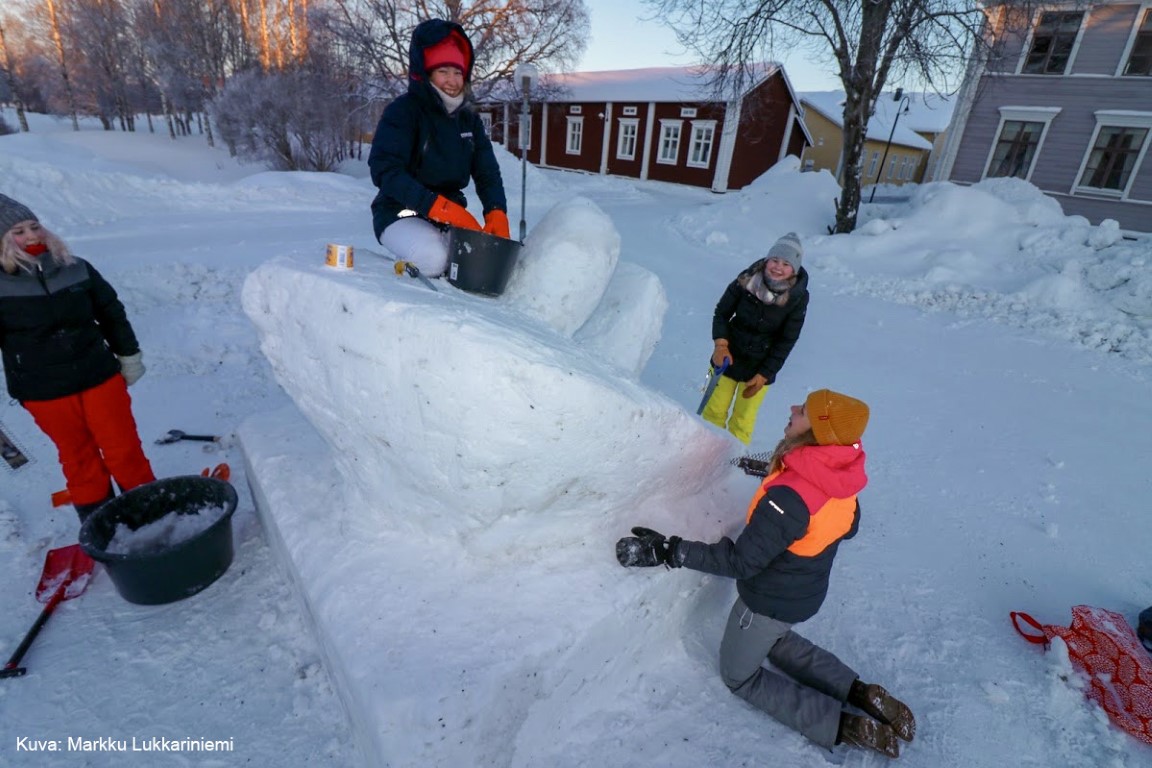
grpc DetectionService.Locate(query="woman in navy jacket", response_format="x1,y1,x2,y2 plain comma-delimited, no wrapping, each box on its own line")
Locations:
368,18,509,277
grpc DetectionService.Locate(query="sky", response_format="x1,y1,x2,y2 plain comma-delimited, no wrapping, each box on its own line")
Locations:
579,0,844,91
0,108,1151,767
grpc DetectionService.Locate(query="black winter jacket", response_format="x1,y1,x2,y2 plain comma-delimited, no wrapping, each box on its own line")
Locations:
367,18,507,240
0,253,138,401
711,261,809,383
679,444,865,623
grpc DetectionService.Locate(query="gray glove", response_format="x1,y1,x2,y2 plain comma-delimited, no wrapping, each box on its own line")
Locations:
118,352,145,386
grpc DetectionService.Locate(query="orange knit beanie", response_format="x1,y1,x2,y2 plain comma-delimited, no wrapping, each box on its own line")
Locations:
806,389,870,446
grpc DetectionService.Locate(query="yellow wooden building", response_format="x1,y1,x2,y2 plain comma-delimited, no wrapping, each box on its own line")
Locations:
799,92,953,191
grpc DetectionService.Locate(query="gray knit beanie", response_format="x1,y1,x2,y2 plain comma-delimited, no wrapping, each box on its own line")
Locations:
0,194,39,236
765,231,803,272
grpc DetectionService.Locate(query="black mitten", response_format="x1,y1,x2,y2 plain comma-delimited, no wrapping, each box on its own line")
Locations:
615,526,683,568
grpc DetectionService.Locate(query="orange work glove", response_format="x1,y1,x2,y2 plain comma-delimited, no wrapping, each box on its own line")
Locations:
483,209,511,239
742,373,769,399
711,340,732,369
427,195,482,231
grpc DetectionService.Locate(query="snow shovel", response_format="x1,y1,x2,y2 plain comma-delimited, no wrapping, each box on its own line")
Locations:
2,544,95,678
155,429,221,445
695,360,730,415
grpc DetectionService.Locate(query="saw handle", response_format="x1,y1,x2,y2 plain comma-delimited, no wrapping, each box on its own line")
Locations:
155,430,220,445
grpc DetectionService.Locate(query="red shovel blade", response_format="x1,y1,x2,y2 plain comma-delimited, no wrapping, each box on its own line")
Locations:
35,544,95,603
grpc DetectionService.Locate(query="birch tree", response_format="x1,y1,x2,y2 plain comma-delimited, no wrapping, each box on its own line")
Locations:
312,0,590,102
44,0,80,129
0,17,31,131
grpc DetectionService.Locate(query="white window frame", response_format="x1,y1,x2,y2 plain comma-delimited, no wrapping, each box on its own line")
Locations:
687,120,717,168
1071,110,1152,198
887,157,898,180
657,119,682,164
569,105,582,114
622,106,638,116
1117,3,1152,76
980,106,1062,182
867,150,880,178
617,118,639,160
680,107,697,118
566,116,584,155
898,156,910,181
478,112,492,135
518,114,533,150
1016,8,1087,76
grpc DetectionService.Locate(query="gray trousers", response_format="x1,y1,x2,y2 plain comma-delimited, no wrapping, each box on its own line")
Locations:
719,597,858,748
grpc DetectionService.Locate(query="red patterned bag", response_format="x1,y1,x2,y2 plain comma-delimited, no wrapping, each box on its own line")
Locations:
1011,605,1152,745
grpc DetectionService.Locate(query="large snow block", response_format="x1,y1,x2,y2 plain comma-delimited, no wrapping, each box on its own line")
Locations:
502,196,620,337
573,261,668,378
241,258,728,541
239,403,745,768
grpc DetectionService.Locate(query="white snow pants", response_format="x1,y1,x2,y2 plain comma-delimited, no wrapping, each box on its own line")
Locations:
719,596,858,749
378,216,449,277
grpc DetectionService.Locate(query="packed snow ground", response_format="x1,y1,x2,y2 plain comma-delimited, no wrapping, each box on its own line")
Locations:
0,109,1150,767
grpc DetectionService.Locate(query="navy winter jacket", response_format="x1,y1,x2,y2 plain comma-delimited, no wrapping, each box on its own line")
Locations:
367,19,507,240
712,262,809,383
0,252,139,402
679,443,865,623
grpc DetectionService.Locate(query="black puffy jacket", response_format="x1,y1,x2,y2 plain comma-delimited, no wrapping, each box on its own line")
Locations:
0,253,138,401
711,261,809,383
367,18,507,240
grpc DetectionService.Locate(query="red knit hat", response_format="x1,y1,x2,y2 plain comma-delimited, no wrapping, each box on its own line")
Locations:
424,33,468,73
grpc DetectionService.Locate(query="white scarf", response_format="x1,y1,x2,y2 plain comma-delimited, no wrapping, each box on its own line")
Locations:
736,259,794,306
431,83,465,115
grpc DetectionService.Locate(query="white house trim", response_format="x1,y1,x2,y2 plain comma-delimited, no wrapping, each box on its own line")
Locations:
686,119,718,169
599,105,613,173
712,100,742,192
1014,6,1089,76
1069,110,1152,199
1114,2,1152,77
979,106,1062,182
565,116,584,155
779,104,797,163
657,119,683,165
617,117,640,161
640,103,656,180
539,103,548,166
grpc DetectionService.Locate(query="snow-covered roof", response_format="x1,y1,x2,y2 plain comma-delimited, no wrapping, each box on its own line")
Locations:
801,90,955,150
541,64,781,103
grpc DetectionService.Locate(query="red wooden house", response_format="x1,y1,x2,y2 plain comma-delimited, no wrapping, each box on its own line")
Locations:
477,65,812,193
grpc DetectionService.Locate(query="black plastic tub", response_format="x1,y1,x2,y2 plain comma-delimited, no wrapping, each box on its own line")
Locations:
446,227,523,296
79,476,239,605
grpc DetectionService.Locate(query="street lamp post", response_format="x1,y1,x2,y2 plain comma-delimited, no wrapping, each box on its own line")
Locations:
868,88,912,204
514,63,538,243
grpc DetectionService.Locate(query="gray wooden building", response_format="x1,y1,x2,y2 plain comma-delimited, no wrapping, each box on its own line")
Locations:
939,1,1152,234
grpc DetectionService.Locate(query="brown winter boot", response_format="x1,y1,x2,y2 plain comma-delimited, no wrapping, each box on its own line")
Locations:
837,713,900,758
848,679,916,742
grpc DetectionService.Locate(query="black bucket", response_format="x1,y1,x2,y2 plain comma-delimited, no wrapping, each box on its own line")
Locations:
79,476,239,606
446,227,522,297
